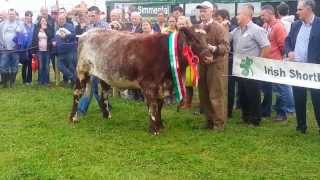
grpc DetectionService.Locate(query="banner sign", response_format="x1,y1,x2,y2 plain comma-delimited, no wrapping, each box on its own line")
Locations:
233,54,320,89
137,5,170,16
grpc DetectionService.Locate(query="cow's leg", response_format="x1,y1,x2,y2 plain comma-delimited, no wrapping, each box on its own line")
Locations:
143,91,161,135
157,98,165,129
99,81,112,119
147,99,161,135
69,74,90,122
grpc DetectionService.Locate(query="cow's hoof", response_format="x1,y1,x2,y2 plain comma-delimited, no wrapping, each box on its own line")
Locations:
149,128,160,135
102,113,112,119
71,113,80,123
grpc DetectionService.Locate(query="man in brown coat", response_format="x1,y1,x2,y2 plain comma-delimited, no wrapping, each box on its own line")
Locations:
197,1,230,130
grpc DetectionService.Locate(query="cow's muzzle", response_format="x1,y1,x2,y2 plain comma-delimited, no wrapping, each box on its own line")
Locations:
199,49,214,64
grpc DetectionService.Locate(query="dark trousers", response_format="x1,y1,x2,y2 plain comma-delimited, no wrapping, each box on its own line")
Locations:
238,78,261,125
21,53,32,83
292,86,320,132
260,82,273,117
228,74,236,117
228,57,236,117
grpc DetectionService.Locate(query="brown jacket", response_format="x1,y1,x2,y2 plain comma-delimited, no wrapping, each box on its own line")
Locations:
203,20,230,63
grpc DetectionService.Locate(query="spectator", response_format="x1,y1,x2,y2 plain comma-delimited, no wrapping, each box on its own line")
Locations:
54,14,76,85
38,6,56,72
216,9,238,118
198,1,215,25
276,2,296,115
50,5,59,22
110,8,122,22
75,13,87,37
141,19,153,34
0,10,7,22
196,2,230,130
285,0,320,134
0,10,6,84
172,6,184,19
0,8,26,88
129,11,142,33
110,8,126,31
164,15,177,33
260,4,290,121
87,6,109,29
77,6,111,116
230,4,270,126
126,11,144,100
277,2,295,34
21,11,35,85
59,7,74,26
32,17,53,85
152,11,166,33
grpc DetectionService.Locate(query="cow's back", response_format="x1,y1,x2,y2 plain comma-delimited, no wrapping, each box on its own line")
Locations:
77,29,171,89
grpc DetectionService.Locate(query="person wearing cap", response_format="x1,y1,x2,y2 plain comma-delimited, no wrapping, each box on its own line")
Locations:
197,1,218,24
230,4,270,126
20,11,35,85
196,2,230,130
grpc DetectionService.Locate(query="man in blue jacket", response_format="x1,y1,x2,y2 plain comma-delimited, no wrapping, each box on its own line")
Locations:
285,0,320,134
54,14,76,85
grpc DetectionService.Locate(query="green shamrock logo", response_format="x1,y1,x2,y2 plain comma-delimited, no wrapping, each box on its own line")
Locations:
240,57,253,76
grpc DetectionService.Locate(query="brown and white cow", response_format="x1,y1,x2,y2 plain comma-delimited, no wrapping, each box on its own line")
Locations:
70,27,213,135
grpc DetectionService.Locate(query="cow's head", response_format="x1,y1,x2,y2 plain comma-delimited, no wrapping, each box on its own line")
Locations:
178,26,213,64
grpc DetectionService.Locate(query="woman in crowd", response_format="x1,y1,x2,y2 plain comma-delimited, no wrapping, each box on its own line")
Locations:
164,15,177,33
32,16,53,85
141,19,154,34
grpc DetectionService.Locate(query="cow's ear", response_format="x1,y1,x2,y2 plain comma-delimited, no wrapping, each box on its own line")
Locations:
179,27,198,43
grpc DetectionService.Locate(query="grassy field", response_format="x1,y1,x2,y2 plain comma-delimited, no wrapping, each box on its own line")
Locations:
1,83,320,179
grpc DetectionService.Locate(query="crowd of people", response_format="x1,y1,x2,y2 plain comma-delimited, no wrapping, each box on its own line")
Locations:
0,0,319,134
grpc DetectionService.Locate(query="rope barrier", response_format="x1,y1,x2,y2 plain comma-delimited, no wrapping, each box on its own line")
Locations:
0,42,77,53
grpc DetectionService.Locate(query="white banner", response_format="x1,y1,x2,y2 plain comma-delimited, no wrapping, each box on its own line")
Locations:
233,54,320,89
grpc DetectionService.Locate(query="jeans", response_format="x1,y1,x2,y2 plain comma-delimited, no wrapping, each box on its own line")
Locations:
260,82,273,117
37,51,50,85
77,76,100,114
273,84,295,117
58,52,75,82
0,52,19,73
21,51,32,83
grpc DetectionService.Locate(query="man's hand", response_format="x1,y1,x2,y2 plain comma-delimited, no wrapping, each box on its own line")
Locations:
288,51,295,61
208,44,217,53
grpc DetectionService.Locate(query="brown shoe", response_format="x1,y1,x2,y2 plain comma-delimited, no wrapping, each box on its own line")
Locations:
201,120,214,129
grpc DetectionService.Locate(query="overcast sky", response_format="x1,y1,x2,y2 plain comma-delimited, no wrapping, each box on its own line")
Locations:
1,0,106,15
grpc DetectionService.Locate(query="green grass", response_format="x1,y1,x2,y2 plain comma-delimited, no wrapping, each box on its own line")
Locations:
1,83,320,179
